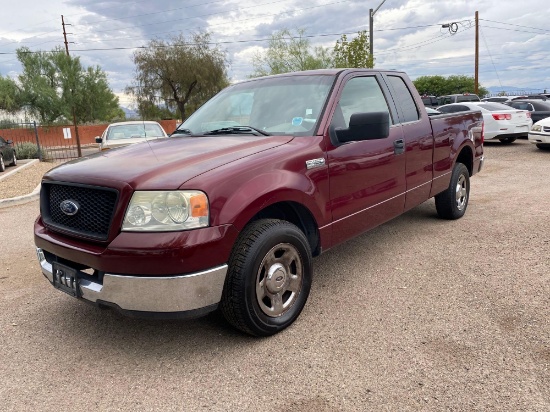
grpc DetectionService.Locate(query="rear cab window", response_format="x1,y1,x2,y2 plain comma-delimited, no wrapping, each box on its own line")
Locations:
386,75,420,123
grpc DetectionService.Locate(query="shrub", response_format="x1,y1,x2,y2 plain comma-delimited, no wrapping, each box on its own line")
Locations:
15,142,40,159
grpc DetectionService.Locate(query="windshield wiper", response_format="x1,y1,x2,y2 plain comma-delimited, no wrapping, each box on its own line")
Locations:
170,128,193,136
202,126,271,136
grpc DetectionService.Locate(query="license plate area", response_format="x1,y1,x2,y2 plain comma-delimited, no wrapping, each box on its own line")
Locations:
52,262,80,298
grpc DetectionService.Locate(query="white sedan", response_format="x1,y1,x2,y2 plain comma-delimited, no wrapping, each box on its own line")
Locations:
437,102,532,144
95,121,168,150
528,117,550,150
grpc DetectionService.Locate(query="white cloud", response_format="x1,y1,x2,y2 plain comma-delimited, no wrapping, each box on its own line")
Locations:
0,0,549,96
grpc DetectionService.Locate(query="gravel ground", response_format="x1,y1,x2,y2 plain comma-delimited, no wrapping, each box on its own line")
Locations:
0,161,58,199
0,139,548,411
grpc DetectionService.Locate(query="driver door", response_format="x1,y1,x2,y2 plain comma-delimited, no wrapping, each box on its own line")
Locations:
325,74,406,246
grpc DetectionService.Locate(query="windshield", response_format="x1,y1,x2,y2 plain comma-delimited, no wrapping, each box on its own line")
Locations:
107,124,165,140
177,74,336,136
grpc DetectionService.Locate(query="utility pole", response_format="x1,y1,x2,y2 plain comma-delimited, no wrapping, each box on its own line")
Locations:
61,15,82,158
369,0,388,68
474,11,479,95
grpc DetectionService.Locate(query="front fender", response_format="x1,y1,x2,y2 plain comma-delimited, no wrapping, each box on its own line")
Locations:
214,169,329,232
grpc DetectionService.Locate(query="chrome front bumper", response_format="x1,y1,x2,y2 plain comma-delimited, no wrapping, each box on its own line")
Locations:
37,248,228,314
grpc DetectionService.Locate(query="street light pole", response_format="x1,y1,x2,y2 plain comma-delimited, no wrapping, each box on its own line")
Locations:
369,0,388,67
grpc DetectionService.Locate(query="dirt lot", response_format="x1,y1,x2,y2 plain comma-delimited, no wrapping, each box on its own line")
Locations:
0,139,548,411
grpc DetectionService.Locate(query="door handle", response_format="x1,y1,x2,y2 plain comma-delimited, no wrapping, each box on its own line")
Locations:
393,139,405,155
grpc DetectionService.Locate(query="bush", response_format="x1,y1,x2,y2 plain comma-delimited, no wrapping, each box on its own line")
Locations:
15,142,40,159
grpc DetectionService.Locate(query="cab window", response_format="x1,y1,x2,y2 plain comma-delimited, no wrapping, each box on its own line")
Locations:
332,76,393,129
387,75,419,123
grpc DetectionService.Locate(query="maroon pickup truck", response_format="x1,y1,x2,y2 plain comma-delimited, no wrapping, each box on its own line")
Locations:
35,69,484,336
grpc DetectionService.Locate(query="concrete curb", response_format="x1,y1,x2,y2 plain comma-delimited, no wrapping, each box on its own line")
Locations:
0,159,41,209
0,183,41,209
0,159,39,182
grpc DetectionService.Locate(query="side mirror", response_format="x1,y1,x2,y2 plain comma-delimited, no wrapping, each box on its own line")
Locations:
95,136,103,144
6,139,13,144
333,111,390,144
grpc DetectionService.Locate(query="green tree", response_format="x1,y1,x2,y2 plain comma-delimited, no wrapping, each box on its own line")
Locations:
413,74,488,97
250,28,332,77
16,47,122,124
127,32,229,120
0,74,23,113
74,66,124,122
333,31,373,68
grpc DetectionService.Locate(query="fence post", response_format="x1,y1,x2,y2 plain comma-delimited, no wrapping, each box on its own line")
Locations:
33,121,43,162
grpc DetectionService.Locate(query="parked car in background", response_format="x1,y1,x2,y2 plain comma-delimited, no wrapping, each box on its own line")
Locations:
511,95,547,101
0,136,17,172
505,100,550,123
528,118,550,150
437,93,480,105
481,96,521,103
95,121,168,150
438,102,532,144
425,107,441,116
421,95,438,107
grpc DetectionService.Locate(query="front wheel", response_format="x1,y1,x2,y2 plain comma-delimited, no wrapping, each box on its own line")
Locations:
536,143,550,150
435,163,470,220
220,219,312,336
0,155,5,172
499,136,516,144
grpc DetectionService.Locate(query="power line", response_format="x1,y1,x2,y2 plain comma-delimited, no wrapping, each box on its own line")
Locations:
0,22,448,56
479,19,549,33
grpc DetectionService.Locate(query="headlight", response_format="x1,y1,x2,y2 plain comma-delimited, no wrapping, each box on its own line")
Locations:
531,124,542,132
122,190,209,231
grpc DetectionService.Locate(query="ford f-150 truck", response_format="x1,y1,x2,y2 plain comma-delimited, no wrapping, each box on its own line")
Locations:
35,69,484,336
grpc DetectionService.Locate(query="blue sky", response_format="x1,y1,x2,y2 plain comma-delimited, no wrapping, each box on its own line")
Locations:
1,0,548,106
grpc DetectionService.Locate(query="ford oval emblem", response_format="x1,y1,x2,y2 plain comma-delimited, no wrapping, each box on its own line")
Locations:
60,200,80,216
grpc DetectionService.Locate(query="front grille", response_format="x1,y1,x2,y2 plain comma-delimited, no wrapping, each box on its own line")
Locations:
42,182,119,241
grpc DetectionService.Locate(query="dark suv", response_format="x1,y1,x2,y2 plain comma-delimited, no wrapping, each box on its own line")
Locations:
0,136,17,172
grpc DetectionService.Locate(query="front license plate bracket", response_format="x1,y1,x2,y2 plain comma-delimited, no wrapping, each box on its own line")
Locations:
52,262,81,298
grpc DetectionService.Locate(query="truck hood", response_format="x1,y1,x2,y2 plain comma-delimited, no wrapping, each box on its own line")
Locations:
45,135,293,190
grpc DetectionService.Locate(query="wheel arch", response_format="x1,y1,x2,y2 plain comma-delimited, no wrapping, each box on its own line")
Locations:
455,143,473,176
211,170,328,257
249,201,321,257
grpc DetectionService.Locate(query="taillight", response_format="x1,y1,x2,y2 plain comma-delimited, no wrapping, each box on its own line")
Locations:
492,113,512,120
481,122,484,144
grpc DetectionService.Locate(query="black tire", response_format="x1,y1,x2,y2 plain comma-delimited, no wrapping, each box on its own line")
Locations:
220,219,312,337
10,152,17,167
435,162,470,220
499,137,516,144
0,155,5,172
536,143,550,150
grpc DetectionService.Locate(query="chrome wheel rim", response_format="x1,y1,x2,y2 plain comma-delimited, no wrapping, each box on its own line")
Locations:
0,156,4,169
455,174,468,211
256,243,303,317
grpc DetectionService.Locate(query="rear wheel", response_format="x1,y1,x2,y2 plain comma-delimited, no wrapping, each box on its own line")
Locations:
220,219,312,336
435,162,470,220
10,152,17,166
535,143,550,150
499,136,516,144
